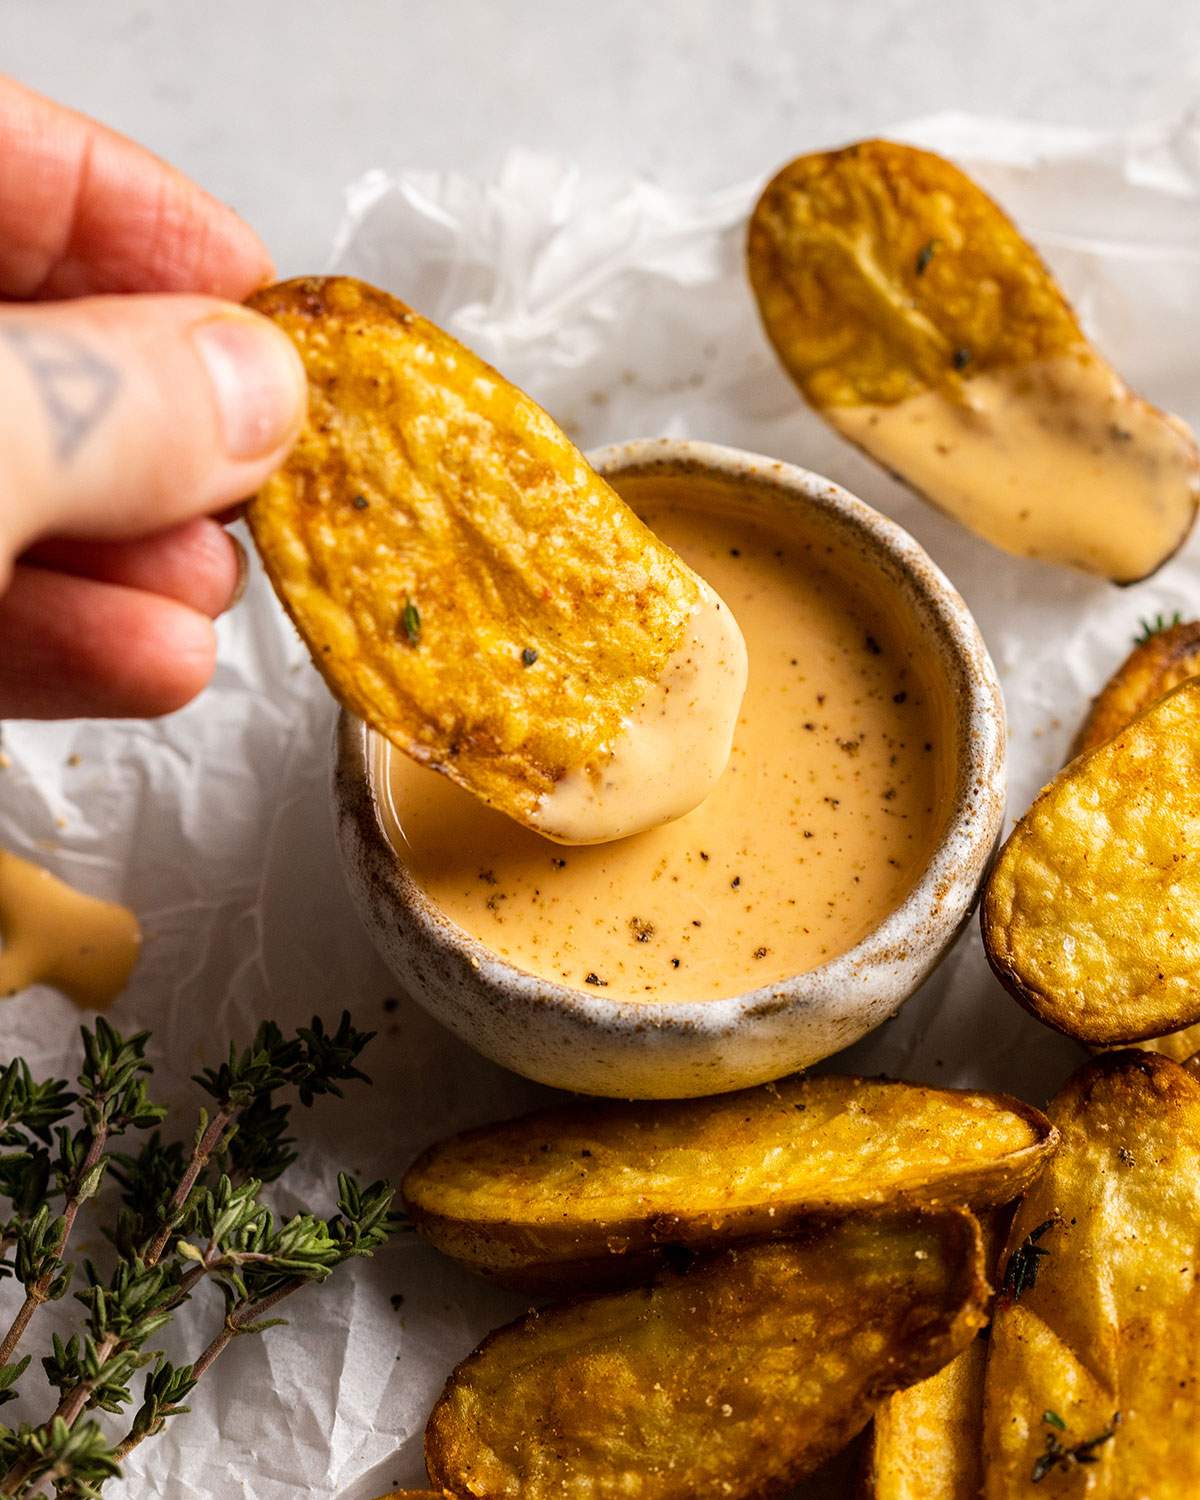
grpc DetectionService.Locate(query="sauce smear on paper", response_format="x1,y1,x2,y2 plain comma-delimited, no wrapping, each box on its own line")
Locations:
0,849,141,1008
379,502,952,1002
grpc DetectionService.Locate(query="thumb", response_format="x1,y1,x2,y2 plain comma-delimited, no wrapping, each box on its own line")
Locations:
0,293,305,572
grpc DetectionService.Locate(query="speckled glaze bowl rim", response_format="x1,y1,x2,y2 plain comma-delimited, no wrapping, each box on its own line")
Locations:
338,437,1006,1042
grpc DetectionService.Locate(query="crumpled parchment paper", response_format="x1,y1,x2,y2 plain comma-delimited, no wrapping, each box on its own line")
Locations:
2,111,1199,1497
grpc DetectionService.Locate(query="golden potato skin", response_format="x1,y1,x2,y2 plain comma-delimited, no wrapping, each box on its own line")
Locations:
403,1074,1056,1291
982,678,1200,1044
426,1213,988,1500
1074,619,1200,756
748,139,1081,409
1071,621,1200,1061
982,1052,1200,1497
862,1337,986,1500
246,276,700,829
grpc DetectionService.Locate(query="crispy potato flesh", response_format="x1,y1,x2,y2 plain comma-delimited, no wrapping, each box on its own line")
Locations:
247,277,701,830
1075,619,1200,756
982,678,1200,1044
426,1213,987,1500
403,1074,1055,1291
983,1052,1200,1497
747,142,1199,582
864,1337,986,1500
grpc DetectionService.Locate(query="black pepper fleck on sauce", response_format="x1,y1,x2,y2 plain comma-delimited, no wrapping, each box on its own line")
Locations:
952,347,972,370
521,647,539,667
584,972,608,987
865,634,882,655
352,494,369,510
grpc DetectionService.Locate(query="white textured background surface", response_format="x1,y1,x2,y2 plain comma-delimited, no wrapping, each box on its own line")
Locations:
4,6,1200,1498
6,0,1200,274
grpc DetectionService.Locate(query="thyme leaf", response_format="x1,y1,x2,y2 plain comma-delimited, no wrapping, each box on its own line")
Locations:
1031,1412,1121,1483
1001,1217,1057,1303
1134,610,1182,644
401,598,421,646
914,239,940,275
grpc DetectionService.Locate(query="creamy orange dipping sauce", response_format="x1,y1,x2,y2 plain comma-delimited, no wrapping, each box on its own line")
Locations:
377,492,953,1002
832,353,1200,582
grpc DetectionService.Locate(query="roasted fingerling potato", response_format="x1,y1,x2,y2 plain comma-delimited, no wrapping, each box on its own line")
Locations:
862,1336,987,1500
1070,617,1200,1061
403,1074,1056,1290
748,141,1200,582
246,276,708,835
982,677,1200,1045
1073,616,1200,756
426,1211,988,1500
982,1051,1200,1497
862,1213,1005,1500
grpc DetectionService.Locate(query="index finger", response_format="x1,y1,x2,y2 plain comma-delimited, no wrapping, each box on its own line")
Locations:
0,75,274,300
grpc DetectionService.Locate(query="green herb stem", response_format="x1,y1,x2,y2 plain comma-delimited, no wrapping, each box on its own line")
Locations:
0,1123,108,1370
141,1106,236,1268
0,1015,388,1495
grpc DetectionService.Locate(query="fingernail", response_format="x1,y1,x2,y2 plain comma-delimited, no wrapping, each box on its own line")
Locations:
227,534,250,609
192,314,306,461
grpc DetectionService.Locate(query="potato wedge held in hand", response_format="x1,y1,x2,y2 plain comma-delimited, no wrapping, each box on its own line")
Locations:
748,141,1200,581
863,1337,987,1500
983,677,1200,1044
983,1052,1200,1496
403,1074,1055,1290
426,1213,988,1500
1074,617,1200,756
247,277,745,842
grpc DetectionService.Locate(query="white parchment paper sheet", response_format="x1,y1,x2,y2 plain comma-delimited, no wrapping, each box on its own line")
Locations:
2,111,1200,1496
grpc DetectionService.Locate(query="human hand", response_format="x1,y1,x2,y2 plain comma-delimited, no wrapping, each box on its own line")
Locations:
0,77,307,719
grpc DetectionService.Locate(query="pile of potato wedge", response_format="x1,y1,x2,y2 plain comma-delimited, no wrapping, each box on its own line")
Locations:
374,623,1200,1499
382,1048,1200,1498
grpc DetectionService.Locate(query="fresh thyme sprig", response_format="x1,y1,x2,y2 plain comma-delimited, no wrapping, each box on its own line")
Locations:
0,1022,165,1373
0,1011,399,1496
1133,609,1182,644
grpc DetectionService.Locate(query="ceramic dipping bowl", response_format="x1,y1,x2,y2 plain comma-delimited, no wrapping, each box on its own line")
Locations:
334,439,1006,1098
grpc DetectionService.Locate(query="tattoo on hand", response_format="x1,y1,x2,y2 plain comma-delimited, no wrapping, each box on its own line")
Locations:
1,324,119,461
